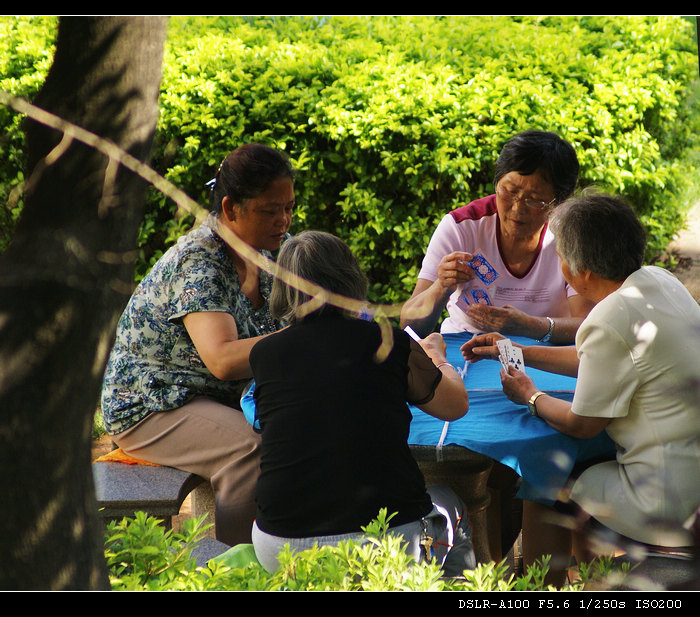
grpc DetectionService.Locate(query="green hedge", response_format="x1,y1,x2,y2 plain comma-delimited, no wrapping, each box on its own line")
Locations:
0,16,56,250
1,16,698,304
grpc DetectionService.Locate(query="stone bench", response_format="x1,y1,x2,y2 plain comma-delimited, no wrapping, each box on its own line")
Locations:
93,461,231,566
190,537,234,567
610,545,698,591
92,461,218,537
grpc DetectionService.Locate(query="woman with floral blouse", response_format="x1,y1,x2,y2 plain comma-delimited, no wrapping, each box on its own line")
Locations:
101,144,295,545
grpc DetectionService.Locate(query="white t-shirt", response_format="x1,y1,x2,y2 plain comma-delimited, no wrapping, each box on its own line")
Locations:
570,266,700,546
418,195,575,333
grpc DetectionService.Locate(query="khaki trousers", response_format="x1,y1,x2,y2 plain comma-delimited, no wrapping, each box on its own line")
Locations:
114,397,261,546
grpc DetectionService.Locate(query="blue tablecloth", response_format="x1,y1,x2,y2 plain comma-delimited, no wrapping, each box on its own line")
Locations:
408,333,615,503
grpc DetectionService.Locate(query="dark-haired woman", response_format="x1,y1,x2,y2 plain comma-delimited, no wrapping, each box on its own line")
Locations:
401,130,593,344
248,231,470,572
101,144,294,545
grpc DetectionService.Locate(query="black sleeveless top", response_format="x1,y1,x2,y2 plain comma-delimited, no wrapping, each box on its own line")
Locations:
250,314,441,537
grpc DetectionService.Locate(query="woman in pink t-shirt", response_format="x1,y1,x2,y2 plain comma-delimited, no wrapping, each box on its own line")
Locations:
401,130,594,344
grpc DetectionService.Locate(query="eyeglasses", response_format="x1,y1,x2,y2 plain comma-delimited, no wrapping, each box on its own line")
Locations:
496,186,556,211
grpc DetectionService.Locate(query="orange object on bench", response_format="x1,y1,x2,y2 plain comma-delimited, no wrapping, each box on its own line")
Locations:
93,447,161,466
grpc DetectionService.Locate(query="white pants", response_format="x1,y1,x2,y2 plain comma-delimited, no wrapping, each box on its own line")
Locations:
252,485,473,573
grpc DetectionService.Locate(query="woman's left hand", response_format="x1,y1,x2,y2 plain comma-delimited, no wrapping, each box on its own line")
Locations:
463,303,527,334
500,365,538,405
460,332,506,362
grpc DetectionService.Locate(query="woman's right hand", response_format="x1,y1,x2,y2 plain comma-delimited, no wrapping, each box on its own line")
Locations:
418,332,448,364
401,251,476,336
435,251,476,294
415,332,469,421
500,365,538,406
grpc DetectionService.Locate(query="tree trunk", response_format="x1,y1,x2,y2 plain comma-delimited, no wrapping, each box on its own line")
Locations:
0,16,167,590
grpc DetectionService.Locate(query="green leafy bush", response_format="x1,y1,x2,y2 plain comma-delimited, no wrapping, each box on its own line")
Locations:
0,16,56,249
1,16,698,304
103,509,632,591
104,511,237,591
135,15,700,302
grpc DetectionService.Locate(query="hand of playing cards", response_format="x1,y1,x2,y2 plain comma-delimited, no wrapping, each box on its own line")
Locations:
496,338,525,373
455,251,499,313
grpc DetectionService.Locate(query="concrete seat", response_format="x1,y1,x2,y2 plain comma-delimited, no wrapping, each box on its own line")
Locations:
190,537,233,567
611,553,697,590
93,461,210,530
589,518,699,591
93,461,231,566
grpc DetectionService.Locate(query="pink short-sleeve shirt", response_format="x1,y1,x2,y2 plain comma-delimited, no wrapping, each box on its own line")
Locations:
418,195,575,333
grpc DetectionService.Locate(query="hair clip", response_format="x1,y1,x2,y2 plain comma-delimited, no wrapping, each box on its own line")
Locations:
205,178,216,191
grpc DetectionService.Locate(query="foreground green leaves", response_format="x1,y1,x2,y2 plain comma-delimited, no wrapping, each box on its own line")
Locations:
104,509,631,591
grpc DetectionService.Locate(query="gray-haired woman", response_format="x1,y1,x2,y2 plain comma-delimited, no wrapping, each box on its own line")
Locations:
248,231,471,572
462,193,700,586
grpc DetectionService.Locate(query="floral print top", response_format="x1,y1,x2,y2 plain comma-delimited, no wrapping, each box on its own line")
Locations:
101,214,279,435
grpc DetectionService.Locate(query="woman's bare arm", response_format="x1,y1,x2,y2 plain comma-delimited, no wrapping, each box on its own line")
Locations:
182,311,270,381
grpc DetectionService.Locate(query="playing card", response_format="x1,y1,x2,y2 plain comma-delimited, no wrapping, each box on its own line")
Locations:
496,338,512,371
404,325,421,342
508,345,525,373
468,252,500,286
496,338,525,372
456,293,470,313
469,288,493,305
456,288,493,315
358,306,374,321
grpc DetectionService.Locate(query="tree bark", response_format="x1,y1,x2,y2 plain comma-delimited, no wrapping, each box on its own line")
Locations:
0,16,167,590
